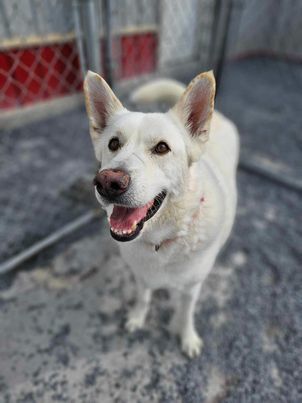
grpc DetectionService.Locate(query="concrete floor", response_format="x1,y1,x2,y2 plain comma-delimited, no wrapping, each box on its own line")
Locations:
0,58,301,402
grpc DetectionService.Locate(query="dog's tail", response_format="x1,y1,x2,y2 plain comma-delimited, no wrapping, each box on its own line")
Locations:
130,79,186,106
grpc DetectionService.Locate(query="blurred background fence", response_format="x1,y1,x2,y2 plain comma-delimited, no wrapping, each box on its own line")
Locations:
0,0,301,270
2,0,302,109
0,0,82,109
0,0,218,110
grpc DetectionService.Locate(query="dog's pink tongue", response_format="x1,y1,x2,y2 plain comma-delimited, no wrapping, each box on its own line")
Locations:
110,201,153,231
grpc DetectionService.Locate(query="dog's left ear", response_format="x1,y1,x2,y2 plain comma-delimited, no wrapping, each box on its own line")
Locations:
84,71,124,157
172,71,215,162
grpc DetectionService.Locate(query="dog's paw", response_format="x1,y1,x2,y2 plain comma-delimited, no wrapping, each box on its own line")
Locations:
181,331,203,358
125,315,145,333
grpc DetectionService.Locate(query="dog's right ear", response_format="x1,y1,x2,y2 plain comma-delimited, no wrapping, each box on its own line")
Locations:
171,71,215,163
84,71,124,155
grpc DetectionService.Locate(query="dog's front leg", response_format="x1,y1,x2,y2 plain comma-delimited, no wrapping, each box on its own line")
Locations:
126,279,151,332
171,283,203,358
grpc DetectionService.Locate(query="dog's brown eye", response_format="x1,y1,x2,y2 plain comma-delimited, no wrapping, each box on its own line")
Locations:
108,137,120,151
153,141,170,155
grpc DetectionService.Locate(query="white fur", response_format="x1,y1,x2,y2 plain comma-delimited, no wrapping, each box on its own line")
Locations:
130,78,186,105
84,72,239,358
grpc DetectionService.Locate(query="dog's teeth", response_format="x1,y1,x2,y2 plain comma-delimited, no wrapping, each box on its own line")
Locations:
111,225,137,236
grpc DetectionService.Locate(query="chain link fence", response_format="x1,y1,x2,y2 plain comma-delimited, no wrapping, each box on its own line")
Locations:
106,0,216,91
0,0,82,109
0,0,301,271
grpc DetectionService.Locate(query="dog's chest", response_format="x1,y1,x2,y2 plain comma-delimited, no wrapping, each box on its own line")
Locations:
117,159,234,289
119,241,188,288
118,217,215,289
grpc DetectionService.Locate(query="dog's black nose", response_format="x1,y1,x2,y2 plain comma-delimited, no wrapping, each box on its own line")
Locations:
94,169,130,199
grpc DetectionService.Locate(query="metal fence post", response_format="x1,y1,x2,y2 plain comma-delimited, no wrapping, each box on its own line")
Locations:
73,0,101,75
102,0,114,87
73,0,87,79
209,0,233,91
85,0,101,73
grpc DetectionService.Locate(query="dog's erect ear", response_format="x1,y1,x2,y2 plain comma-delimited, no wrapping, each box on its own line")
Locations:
172,71,215,161
84,71,124,147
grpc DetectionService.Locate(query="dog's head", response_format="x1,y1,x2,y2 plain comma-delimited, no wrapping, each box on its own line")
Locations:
84,71,215,242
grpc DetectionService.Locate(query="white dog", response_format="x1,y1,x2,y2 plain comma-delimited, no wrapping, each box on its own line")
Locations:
84,71,239,357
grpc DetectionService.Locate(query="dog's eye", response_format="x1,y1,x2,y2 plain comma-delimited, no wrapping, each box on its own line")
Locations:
108,137,120,152
153,141,170,155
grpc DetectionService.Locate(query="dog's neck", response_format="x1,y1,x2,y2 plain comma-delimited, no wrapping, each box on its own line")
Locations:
148,194,206,252
139,154,227,253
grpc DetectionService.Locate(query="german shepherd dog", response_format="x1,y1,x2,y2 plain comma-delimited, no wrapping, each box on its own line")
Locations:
84,71,239,357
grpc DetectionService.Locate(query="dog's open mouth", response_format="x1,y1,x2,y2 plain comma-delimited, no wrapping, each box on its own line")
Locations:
109,191,166,242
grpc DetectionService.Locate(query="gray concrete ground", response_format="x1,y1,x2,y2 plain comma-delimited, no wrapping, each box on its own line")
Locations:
217,58,302,186
0,107,96,262
0,59,301,402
